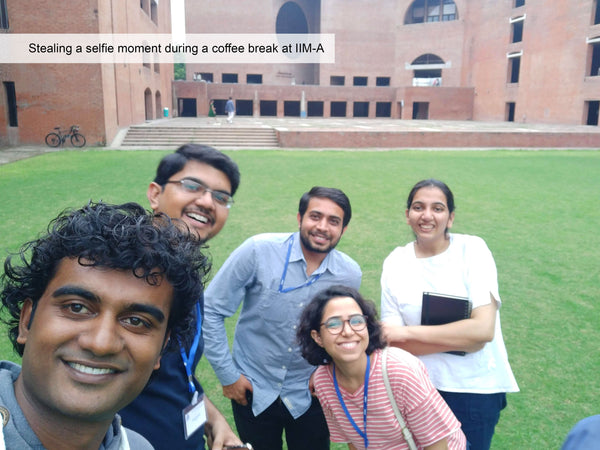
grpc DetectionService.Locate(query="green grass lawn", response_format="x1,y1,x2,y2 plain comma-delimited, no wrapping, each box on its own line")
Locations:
1,148,599,449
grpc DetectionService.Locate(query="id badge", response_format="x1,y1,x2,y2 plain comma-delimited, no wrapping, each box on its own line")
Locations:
182,392,207,440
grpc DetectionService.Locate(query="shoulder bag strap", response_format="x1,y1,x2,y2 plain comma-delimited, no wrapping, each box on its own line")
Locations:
382,347,418,450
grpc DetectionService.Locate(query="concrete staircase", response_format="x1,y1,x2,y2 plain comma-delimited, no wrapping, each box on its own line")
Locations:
119,125,279,149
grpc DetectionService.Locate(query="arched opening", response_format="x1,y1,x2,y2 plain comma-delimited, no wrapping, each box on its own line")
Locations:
155,91,162,118
144,88,153,120
411,53,445,86
405,0,458,24
276,2,309,34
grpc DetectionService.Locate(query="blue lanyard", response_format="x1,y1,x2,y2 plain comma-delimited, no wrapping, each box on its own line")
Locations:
333,354,370,448
278,235,321,293
179,301,202,395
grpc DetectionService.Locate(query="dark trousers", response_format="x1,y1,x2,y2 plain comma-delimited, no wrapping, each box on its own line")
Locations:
439,391,507,450
231,396,329,450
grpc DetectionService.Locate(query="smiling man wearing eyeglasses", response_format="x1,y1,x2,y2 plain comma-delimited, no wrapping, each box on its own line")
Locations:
120,144,244,450
146,144,239,242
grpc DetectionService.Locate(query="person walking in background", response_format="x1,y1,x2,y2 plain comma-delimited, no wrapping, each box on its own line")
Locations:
380,179,518,450
203,186,362,450
225,97,236,123
297,285,467,450
119,144,244,449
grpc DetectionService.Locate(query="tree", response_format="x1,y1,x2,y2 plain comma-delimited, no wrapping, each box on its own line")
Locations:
174,63,186,80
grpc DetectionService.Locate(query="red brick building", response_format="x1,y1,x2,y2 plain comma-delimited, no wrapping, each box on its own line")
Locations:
181,0,600,125
0,0,172,146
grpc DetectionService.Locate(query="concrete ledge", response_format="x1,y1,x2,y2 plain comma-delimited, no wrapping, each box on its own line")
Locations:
276,129,600,149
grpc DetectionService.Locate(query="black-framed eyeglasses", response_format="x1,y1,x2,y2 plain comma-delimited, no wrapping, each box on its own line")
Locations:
320,314,368,334
166,178,234,209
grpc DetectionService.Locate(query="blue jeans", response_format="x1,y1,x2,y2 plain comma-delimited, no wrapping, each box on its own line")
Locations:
439,391,507,450
231,395,329,450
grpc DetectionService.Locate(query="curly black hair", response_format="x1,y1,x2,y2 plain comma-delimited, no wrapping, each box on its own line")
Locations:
0,201,210,356
297,285,386,366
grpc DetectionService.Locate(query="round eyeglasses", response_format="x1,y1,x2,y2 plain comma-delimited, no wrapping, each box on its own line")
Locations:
320,314,368,334
166,178,234,208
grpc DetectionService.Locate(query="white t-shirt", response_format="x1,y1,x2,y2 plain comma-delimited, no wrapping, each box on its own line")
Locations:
381,234,519,394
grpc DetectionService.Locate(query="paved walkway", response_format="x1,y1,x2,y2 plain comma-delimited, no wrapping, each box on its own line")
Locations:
2,118,600,165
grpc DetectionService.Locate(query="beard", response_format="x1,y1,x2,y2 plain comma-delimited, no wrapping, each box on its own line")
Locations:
299,229,339,254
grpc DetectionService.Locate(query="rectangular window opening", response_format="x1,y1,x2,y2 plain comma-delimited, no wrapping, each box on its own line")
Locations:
506,102,516,122
508,56,521,83
586,101,599,125
222,73,238,83
3,82,18,127
511,21,523,43
307,101,324,117
376,77,391,87
330,76,345,86
590,44,600,76
0,0,8,29
247,74,263,84
353,76,368,86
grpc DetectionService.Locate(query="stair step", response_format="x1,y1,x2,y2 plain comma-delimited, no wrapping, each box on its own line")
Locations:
120,125,279,149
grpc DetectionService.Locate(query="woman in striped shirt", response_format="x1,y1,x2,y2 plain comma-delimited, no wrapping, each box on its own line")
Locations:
297,285,466,450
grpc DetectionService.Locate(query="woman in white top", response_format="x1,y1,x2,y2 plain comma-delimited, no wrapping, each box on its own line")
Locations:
381,179,518,450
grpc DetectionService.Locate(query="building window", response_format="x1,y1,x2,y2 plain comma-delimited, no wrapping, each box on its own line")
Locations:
330,76,345,86
510,16,525,43
284,101,301,116
405,0,457,24
586,101,600,125
150,0,158,24
247,74,263,84
0,0,8,29
222,73,238,83
194,72,213,82
376,102,392,117
507,52,522,83
3,82,18,127
506,102,516,122
594,0,600,25
353,76,368,86
590,42,600,77
514,0,525,7
411,54,444,85
353,102,369,117
376,77,391,86
307,101,324,117
260,100,277,116
330,101,347,117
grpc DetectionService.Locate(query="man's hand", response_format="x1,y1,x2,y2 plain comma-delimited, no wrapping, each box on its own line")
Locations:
223,374,253,405
204,396,244,450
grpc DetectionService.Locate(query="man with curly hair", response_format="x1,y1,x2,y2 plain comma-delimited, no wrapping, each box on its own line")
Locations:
0,201,208,449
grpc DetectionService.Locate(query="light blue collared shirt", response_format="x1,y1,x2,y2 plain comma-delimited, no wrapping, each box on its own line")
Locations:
203,232,362,418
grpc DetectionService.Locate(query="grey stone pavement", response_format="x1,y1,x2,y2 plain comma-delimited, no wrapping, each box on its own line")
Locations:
2,117,600,165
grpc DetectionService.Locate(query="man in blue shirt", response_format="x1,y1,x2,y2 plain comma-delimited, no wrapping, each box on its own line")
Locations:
119,144,244,449
204,186,362,450
225,97,235,123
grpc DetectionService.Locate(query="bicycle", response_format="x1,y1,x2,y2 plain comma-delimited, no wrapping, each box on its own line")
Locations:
45,125,86,148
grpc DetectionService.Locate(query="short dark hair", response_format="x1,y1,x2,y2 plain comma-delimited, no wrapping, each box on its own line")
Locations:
297,285,385,366
153,144,241,196
0,201,209,356
298,187,352,227
406,178,455,213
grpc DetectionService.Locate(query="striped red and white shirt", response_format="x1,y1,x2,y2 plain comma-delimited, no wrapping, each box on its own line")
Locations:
313,347,467,450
